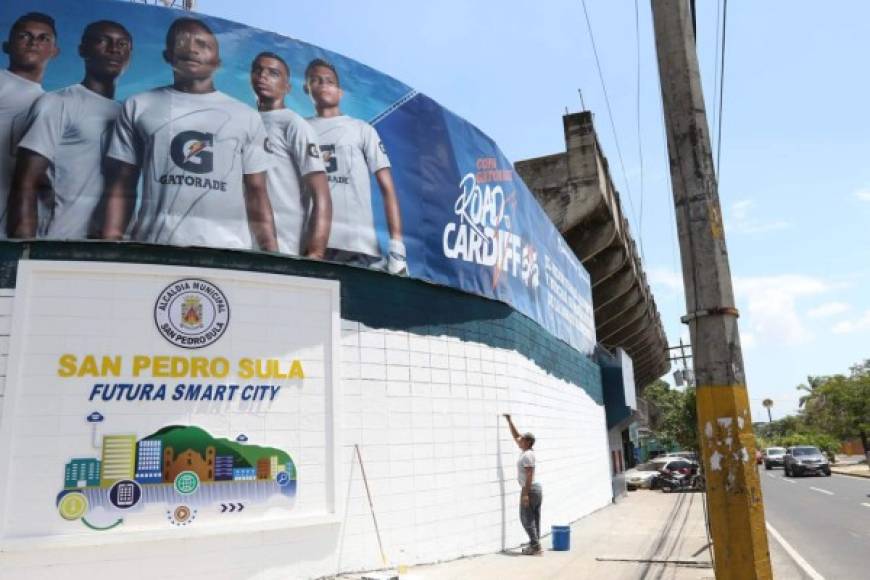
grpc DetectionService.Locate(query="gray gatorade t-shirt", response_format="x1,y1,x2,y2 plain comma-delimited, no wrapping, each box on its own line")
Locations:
260,108,325,255
18,84,121,239
0,69,44,237
306,115,390,258
107,87,272,249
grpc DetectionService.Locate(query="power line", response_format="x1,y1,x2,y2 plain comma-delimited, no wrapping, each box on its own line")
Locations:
715,0,728,178
579,0,641,249
634,0,646,262
712,0,722,150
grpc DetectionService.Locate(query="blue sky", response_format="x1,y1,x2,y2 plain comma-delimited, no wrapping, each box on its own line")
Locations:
194,0,870,420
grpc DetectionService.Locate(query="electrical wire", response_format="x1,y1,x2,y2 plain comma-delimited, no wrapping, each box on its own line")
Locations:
579,0,641,241
716,0,728,178
634,0,646,262
712,0,722,150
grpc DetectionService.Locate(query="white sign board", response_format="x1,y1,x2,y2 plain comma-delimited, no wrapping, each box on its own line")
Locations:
0,261,339,544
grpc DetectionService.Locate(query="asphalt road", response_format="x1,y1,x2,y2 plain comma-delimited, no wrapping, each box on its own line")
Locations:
760,468,870,579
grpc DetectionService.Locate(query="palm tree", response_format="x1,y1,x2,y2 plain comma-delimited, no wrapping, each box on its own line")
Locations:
762,399,774,423
797,375,824,408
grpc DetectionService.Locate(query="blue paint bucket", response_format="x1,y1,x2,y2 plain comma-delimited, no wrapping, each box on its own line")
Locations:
551,525,571,551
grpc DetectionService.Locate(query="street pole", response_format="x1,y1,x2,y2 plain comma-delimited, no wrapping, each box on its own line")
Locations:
650,1,772,579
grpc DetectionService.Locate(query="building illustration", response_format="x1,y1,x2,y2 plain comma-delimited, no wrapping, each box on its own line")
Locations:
135,439,163,483
100,434,137,487
233,467,256,481
57,424,297,531
163,445,216,483
64,458,101,488
215,455,234,481
256,458,271,480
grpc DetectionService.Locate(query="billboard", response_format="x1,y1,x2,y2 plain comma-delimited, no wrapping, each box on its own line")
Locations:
0,261,339,540
0,0,595,354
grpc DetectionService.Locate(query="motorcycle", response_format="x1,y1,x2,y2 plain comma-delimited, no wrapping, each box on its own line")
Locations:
659,465,705,493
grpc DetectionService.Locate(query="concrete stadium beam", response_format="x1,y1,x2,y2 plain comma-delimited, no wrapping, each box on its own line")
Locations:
587,247,629,288
597,301,649,343
516,111,671,391
594,286,643,329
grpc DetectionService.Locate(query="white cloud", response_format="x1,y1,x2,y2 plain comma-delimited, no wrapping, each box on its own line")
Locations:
648,267,684,295
726,199,791,234
832,310,870,334
734,275,830,345
855,189,870,202
808,301,850,319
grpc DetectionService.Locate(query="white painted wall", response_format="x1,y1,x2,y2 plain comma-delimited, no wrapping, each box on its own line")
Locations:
0,279,612,579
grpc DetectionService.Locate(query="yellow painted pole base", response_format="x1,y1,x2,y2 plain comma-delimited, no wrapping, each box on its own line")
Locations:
696,384,772,580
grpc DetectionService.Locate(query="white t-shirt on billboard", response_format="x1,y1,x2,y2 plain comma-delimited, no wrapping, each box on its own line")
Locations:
260,108,325,255
107,86,273,249
0,69,44,238
17,84,120,240
306,114,390,258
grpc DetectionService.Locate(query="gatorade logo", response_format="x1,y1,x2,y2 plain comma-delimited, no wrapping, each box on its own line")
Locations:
170,130,214,174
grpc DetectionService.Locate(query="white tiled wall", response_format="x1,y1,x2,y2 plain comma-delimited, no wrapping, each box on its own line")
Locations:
0,297,612,580
0,290,13,433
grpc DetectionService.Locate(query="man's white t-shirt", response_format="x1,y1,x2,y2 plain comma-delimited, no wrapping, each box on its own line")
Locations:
260,108,325,255
517,449,536,487
17,84,120,239
306,115,390,257
0,69,44,237
107,87,272,249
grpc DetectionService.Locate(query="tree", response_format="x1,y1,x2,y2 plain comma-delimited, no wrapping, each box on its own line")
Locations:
797,375,825,409
643,380,699,452
799,360,870,467
762,398,774,423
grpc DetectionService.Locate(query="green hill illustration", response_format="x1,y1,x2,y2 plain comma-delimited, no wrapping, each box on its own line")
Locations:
143,425,292,469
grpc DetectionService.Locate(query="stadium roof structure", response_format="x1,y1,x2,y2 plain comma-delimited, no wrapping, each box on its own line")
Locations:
516,111,670,391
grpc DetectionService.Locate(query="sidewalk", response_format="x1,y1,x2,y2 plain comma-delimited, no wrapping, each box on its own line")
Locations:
831,455,869,478
352,490,810,580
830,464,870,478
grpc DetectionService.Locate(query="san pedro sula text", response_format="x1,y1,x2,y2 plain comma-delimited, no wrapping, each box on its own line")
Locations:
57,354,305,380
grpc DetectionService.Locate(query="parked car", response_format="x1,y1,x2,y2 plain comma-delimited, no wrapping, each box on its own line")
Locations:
667,450,699,462
783,446,831,477
625,459,668,490
763,447,787,470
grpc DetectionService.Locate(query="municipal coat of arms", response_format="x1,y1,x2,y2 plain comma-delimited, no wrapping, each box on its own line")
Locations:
180,295,204,329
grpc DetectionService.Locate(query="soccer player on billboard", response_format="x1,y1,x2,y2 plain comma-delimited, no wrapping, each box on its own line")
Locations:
0,12,59,239
304,58,407,275
250,52,331,258
101,17,278,251
8,20,132,239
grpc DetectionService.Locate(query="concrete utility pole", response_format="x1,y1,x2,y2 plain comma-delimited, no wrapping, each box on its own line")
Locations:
650,1,772,579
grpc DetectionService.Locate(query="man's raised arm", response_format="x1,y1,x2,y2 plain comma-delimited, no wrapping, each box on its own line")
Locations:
503,414,523,448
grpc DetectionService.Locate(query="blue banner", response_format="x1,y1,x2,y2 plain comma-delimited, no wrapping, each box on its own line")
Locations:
0,0,595,354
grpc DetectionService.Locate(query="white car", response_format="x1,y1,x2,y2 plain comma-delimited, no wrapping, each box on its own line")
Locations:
625,458,669,489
